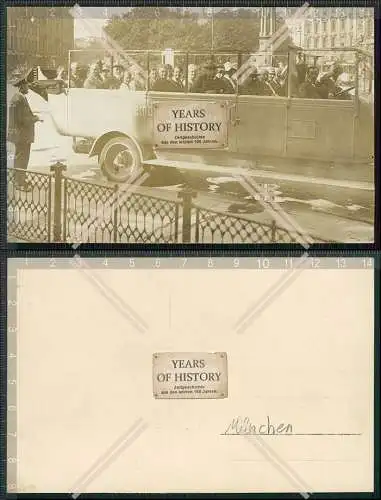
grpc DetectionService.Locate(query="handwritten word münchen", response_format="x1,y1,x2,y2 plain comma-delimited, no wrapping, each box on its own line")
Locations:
224,416,293,435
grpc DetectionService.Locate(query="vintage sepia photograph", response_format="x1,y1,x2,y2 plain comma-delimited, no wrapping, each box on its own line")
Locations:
7,257,375,493
6,6,375,243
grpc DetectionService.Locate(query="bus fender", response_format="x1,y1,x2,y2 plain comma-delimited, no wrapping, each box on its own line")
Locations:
89,131,145,163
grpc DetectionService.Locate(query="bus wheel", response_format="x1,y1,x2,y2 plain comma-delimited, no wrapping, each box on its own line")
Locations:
100,136,142,183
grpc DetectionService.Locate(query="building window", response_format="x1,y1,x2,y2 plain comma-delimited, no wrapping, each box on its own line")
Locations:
340,18,345,31
313,38,318,49
331,36,336,47
322,20,327,32
331,19,336,31
307,36,312,48
322,36,327,48
306,22,311,34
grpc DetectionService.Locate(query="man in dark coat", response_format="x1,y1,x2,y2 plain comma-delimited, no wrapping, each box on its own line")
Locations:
298,66,323,99
152,66,178,92
317,63,345,99
295,52,308,86
8,73,42,190
190,61,226,94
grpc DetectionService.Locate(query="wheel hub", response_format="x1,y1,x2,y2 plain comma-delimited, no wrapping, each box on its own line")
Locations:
106,144,135,176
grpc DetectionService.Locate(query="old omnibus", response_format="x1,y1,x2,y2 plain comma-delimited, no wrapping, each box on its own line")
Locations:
30,47,374,193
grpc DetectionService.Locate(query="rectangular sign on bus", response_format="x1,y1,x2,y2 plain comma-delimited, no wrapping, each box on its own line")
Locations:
153,100,228,149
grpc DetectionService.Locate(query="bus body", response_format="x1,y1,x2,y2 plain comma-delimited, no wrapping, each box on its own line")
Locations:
34,48,374,184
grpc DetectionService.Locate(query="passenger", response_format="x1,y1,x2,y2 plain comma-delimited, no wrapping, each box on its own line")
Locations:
120,71,135,90
190,61,228,93
101,65,120,89
113,64,125,88
222,63,236,93
274,62,288,96
172,66,184,90
83,62,103,89
215,65,225,80
56,65,68,88
70,62,86,88
258,69,277,96
240,67,263,95
298,66,323,99
268,67,283,96
186,64,198,91
295,52,308,86
148,68,158,89
165,64,174,81
152,65,178,91
130,67,146,90
317,62,345,99
276,60,287,78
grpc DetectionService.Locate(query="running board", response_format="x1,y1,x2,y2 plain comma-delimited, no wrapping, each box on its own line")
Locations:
143,159,374,192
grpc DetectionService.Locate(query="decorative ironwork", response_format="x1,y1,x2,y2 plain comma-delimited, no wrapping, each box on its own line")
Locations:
116,192,180,243
63,178,180,243
7,168,52,242
7,166,329,244
194,207,275,243
194,207,327,244
64,178,117,244
274,225,326,244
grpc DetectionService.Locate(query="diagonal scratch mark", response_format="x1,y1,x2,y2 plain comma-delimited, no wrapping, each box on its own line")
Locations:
71,256,148,334
70,169,150,249
236,3,310,85
245,434,313,498
235,253,309,334
235,175,314,249
70,418,148,498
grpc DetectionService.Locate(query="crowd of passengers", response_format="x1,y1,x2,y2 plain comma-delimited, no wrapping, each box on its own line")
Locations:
64,54,352,100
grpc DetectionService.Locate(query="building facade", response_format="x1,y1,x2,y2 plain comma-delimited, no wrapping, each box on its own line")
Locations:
285,7,374,53
7,6,74,73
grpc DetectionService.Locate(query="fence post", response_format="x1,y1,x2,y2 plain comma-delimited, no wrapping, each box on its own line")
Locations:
50,161,67,242
113,184,119,243
178,186,197,243
271,219,277,242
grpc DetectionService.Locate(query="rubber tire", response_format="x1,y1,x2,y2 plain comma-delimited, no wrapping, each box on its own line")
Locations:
99,136,142,183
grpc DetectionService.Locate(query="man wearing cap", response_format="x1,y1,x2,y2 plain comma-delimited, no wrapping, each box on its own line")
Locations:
8,73,42,190
100,65,120,89
152,66,178,92
298,66,323,99
191,61,225,94
221,62,236,94
317,62,345,99
240,67,262,95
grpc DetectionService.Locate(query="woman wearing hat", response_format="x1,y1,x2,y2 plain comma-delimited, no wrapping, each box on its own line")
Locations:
8,70,43,191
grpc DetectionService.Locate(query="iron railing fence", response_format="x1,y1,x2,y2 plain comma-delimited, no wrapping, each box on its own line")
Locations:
7,168,53,242
7,164,330,244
